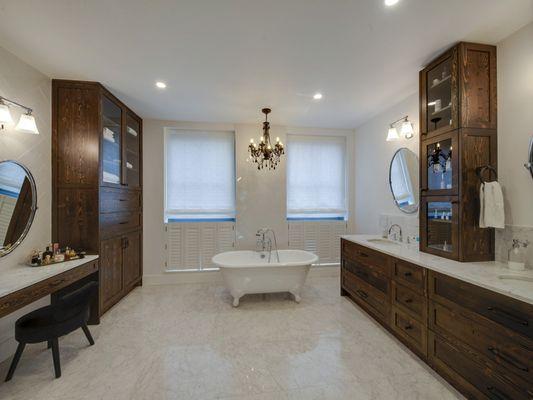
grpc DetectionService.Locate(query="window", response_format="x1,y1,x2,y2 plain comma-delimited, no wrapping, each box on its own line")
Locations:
287,135,347,220
165,129,236,222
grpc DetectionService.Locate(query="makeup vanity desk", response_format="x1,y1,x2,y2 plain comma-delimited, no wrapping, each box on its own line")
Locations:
0,255,100,324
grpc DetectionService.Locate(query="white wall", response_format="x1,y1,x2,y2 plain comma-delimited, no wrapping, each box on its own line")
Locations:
354,92,419,235
497,22,533,227
0,46,51,362
143,119,355,279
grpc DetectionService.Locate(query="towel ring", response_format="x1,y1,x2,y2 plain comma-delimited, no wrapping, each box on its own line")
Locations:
476,165,498,184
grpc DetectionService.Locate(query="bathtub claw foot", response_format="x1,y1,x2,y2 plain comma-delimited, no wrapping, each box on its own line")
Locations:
291,292,302,303
232,297,240,307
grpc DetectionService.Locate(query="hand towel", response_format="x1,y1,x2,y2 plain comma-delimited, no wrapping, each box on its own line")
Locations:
479,182,505,229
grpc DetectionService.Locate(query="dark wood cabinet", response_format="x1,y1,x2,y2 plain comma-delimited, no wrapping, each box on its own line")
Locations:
419,42,497,262
52,80,143,316
341,239,533,400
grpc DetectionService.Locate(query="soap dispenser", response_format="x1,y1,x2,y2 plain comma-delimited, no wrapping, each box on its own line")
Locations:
507,239,529,271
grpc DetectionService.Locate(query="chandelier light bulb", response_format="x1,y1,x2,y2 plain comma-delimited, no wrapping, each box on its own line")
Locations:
276,137,280,142
250,138,254,143
260,136,264,143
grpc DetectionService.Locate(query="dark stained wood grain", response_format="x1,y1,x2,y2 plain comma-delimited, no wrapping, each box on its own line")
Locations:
52,79,143,318
429,300,533,385
419,42,497,263
392,258,426,294
100,237,123,313
55,188,99,253
428,271,533,340
391,306,427,357
459,43,497,130
391,281,427,322
123,230,142,289
342,258,389,295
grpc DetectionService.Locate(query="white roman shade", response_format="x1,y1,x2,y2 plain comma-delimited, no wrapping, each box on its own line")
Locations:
165,129,236,221
287,135,347,219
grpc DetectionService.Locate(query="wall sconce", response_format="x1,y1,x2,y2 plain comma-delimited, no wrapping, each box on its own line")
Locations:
0,96,39,134
386,115,414,141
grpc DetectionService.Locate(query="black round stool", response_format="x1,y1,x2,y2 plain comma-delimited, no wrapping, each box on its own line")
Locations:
5,281,98,381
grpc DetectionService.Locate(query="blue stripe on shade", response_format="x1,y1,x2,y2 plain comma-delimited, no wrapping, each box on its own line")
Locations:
287,217,346,221
167,218,236,223
0,188,19,198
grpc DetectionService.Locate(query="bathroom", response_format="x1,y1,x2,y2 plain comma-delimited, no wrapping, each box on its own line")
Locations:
0,1,532,399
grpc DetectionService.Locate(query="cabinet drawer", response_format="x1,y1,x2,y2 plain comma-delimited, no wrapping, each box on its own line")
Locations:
392,281,427,322
100,212,141,237
100,188,141,213
342,270,390,324
391,307,427,356
392,259,426,293
430,301,533,385
428,331,532,400
341,240,390,277
429,271,533,340
342,258,389,295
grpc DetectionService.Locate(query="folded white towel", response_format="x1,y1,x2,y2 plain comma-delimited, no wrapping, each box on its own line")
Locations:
479,181,505,229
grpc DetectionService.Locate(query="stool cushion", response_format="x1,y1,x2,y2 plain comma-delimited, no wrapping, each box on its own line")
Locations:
15,306,89,344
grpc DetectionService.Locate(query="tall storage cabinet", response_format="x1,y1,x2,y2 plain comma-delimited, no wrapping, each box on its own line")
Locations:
419,43,497,262
52,80,143,314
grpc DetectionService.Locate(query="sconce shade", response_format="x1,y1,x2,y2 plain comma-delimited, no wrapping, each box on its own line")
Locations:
386,126,400,141
16,114,39,134
401,121,414,139
0,104,13,124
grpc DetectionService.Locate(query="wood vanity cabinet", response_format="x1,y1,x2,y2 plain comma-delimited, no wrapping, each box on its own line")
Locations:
419,42,497,262
340,239,533,400
52,80,143,315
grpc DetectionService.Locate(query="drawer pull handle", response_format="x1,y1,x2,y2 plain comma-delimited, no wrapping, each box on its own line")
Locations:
403,271,413,277
404,324,413,330
487,347,529,372
356,290,368,299
486,386,511,400
487,306,529,327
357,252,369,258
118,199,127,202
119,221,129,225
404,298,413,304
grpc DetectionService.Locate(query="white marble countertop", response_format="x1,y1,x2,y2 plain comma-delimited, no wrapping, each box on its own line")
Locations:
0,255,99,299
342,235,533,306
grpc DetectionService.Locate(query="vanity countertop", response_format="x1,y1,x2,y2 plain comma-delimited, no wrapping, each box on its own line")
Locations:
342,234,533,306
0,255,99,299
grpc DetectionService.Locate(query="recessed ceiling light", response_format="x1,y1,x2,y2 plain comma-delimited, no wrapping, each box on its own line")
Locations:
385,0,399,6
155,81,167,89
313,93,323,100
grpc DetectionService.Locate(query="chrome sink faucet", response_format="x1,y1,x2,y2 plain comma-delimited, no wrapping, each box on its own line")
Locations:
388,224,403,243
256,228,280,263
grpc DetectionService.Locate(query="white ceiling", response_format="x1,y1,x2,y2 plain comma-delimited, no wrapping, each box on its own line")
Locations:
0,0,532,129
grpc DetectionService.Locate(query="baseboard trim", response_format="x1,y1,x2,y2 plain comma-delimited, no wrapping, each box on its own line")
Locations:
144,264,340,286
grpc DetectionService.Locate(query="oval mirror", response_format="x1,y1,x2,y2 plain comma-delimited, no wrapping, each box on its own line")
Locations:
0,161,37,257
389,148,419,214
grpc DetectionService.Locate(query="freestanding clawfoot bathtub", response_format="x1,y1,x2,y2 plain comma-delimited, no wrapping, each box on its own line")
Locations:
212,250,318,307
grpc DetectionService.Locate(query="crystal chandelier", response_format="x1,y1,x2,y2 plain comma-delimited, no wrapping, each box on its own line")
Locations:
248,108,284,170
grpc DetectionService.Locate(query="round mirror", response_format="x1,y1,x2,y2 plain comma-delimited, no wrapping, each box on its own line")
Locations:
0,161,37,257
389,148,419,214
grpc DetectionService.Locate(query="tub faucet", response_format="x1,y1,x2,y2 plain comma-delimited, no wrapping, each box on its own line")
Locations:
388,224,403,243
256,228,280,263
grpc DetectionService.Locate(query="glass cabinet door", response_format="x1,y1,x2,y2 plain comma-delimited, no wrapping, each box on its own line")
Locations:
421,197,458,259
102,96,122,185
421,132,458,196
422,50,457,137
124,113,141,188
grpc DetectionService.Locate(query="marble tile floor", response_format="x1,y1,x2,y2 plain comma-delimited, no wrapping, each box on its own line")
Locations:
0,276,464,400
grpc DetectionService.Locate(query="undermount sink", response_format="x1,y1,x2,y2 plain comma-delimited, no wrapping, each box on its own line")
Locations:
366,238,400,245
498,275,533,283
